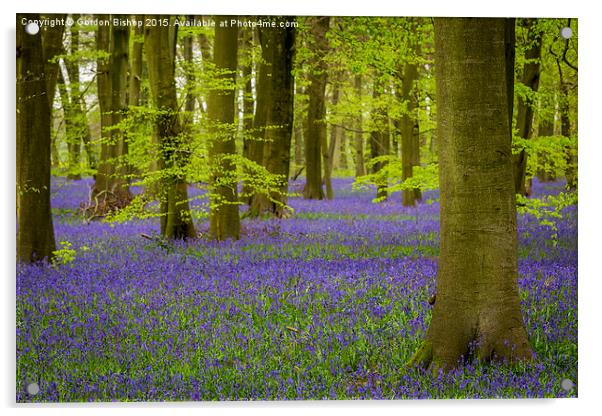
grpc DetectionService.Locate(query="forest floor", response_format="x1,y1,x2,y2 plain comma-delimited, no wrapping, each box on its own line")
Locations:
16,177,577,401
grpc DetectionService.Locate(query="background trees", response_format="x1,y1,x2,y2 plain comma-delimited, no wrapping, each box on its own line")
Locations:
16,14,577,279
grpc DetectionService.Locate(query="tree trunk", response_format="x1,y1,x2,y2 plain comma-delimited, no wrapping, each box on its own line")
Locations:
292,77,305,172
324,78,340,200
513,19,542,196
129,16,144,109
536,117,556,182
207,16,241,240
243,27,270,204
110,19,131,194
248,19,296,217
64,16,94,179
401,59,421,206
303,16,329,200
145,19,196,239
57,70,81,179
94,19,113,196
17,14,57,262
409,18,533,371
369,80,389,202
40,14,66,109
353,75,366,177
40,16,66,171
240,27,255,157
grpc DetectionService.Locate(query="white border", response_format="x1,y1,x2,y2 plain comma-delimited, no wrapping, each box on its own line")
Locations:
2,1,600,415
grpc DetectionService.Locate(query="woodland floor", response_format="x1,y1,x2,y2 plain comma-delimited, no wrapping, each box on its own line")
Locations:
16,177,577,401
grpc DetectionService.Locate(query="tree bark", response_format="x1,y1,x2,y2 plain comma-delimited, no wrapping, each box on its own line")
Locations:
207,16,241,240
303,16,329,200
17,14,57,262
410,18,533,371
57,70,81,179
242,26,270,204
324,77,340,200
240,27,255,158
94,19,113,196
40,15,66,171
401,59,421,206
353,75,366,177
145,19,196,239
248,19,296,217
513,19,542,196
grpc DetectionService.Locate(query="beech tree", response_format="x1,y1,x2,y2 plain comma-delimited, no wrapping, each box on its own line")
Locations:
17,14,58,262
400,48,422,206
93,16,131,209
207,16,241,240
409,18,533,371
303,16,330,200
145,19,196,239
248,19,296,217
513,19,543,196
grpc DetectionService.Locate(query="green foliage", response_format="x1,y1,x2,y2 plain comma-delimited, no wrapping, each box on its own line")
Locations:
52,241,80,267
353,156,439,202
517,191,577,245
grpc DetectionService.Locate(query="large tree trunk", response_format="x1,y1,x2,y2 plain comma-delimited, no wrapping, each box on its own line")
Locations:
513,19,543,196
248,19,296,217
401,59,421,206
207,16,241,240
353,75,366,177
410,18,533,371
303,16,329,200
17,14,57,262
145,19,195,239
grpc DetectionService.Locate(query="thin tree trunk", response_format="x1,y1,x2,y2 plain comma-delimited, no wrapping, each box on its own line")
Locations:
208,16,241,240
64,16,93,179
303,16,329,200
409,18,533,371
292,79,305,172
324,77,340,199
17,14,57,262
513,19,542,196
57,70,81,179
145,19,195,239
536,117,556,181
240,27,255,151
353,75,365,177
